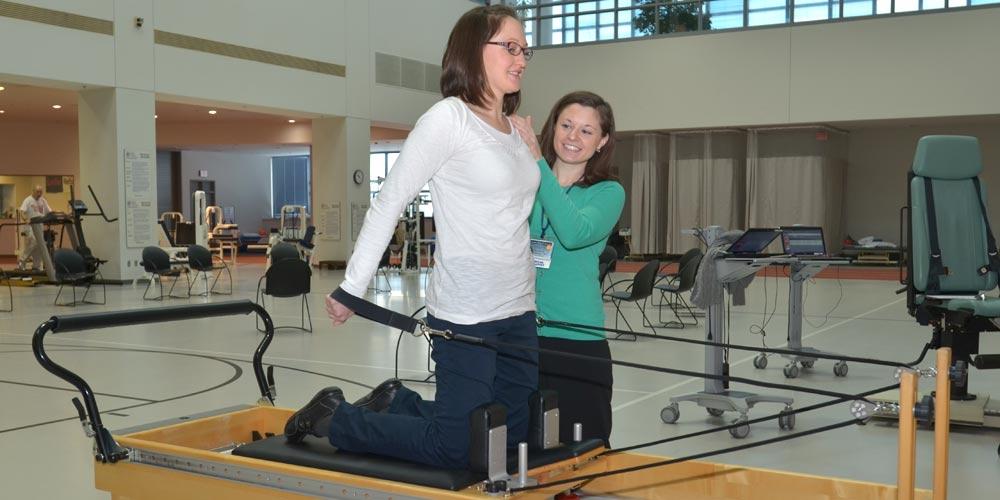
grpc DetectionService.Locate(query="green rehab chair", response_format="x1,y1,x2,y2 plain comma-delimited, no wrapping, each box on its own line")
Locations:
906,135,1000,435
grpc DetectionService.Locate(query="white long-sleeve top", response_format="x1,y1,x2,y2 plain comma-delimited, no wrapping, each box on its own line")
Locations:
341,97,540,324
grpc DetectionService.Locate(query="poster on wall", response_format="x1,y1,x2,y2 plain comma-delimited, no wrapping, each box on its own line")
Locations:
45,176,63,193
351,202,369,242
317,202,341,241
123,149,156,248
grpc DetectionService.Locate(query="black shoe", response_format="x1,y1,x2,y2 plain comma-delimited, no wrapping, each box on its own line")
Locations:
353,378,402,413
284,387,345,444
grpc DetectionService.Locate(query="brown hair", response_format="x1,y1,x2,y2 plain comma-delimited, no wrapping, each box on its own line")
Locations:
539,91,617,187
440,5,522,115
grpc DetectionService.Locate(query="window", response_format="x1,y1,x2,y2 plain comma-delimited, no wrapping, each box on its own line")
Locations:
271,155,311,217
510,0,997,46
369,152,400,199
369,151,433,217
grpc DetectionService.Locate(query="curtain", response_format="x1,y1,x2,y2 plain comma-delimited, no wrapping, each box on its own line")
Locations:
665,132,746,254
630,133,669,254
745,129,848,251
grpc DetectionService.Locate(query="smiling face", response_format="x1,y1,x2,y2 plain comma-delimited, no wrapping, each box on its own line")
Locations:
482,16,528,101
552,104,609,169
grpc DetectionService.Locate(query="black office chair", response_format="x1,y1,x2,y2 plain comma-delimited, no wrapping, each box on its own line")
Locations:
605,260,660,341
0,267,12,312
140,246,189,300
654,252,703,328
186,244,232,296
659,248,702,283
268,241,300,268
256,252,313,332
53,248,105,306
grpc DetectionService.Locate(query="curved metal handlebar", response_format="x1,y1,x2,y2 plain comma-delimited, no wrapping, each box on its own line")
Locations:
31,300,276,463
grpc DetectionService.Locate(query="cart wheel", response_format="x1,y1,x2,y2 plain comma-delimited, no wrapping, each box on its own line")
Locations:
801,360,815,369
834,361,849,377
753,354,768,369
660,403,680,424
783,364,800,379
778,407,796,430
729,417,750,439
707,408,725,417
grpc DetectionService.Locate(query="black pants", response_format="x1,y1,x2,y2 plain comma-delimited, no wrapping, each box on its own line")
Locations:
329,312,538,468
538,336,613,446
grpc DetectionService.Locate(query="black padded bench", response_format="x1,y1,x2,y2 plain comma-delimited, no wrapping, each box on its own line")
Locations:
233,435,604,491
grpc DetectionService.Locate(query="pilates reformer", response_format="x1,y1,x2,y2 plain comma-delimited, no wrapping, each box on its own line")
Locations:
32,297,946,499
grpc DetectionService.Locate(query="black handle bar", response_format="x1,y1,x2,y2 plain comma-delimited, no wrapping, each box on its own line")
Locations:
32,300,276,463
86,185,118,223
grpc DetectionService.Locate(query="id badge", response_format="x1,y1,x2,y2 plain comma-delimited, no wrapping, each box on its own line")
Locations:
531,238,554,269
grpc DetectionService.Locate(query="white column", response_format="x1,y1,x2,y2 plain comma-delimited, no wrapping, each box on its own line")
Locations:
76,0,156,281
311,117,371,263
309,0,372,264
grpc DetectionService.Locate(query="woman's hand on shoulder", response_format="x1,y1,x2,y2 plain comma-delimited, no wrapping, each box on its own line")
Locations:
510,114,542,161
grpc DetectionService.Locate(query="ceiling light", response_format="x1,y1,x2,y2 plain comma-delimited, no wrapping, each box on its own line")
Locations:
52,104,62,109
0,110,5,114
154,114,158,119
0,86,5,91
288,119,296,124
208,109,217,115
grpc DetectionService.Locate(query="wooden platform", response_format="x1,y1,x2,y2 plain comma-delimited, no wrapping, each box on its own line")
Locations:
96,406,930,499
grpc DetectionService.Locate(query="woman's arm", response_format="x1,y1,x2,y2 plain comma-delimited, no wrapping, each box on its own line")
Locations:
536,158,624,250
339,100,462,297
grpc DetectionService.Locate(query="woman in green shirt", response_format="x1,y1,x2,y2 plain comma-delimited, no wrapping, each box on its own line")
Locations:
512,91,625,445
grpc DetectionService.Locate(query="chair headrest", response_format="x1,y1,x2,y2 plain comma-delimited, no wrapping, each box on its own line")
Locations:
912,135,982,179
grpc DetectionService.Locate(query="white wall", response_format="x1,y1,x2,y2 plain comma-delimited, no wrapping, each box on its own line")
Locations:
153,0,344,65
179,150,273,234
844,123,1000,243
367,0,471,127
152,0,347,117
520,8,1000,132
0,2,115,88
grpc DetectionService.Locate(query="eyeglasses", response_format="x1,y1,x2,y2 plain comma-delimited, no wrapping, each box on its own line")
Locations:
485,40,533,61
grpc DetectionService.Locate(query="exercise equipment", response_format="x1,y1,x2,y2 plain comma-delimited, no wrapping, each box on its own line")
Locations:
193,190,208,248
32,299,940,499
880,135,1000,436
3,185,115,282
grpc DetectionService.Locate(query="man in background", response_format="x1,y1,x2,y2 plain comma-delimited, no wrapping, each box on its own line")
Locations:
18,185,51,272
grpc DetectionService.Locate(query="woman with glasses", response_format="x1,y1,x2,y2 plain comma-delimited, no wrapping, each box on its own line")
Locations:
511,91,625,446
285,5,540,469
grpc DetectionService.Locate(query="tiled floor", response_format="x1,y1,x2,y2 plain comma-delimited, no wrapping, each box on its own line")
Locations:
1,263,997,498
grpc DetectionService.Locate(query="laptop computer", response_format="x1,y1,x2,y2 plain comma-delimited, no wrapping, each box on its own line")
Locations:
723,228,781,258
780,226,848,261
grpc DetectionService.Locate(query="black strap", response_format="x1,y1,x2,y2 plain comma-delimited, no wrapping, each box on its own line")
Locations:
971,177,1000,277
330,287,421,334
923,177,946,292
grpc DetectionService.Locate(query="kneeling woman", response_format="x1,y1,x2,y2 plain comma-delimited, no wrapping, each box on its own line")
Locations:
512,91,624,446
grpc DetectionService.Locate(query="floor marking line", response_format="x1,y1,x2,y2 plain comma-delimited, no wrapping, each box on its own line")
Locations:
0,334,434,375
611,297,905,412
0,379,157,403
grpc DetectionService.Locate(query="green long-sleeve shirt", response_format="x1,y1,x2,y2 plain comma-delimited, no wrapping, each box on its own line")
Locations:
530,159,625,341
